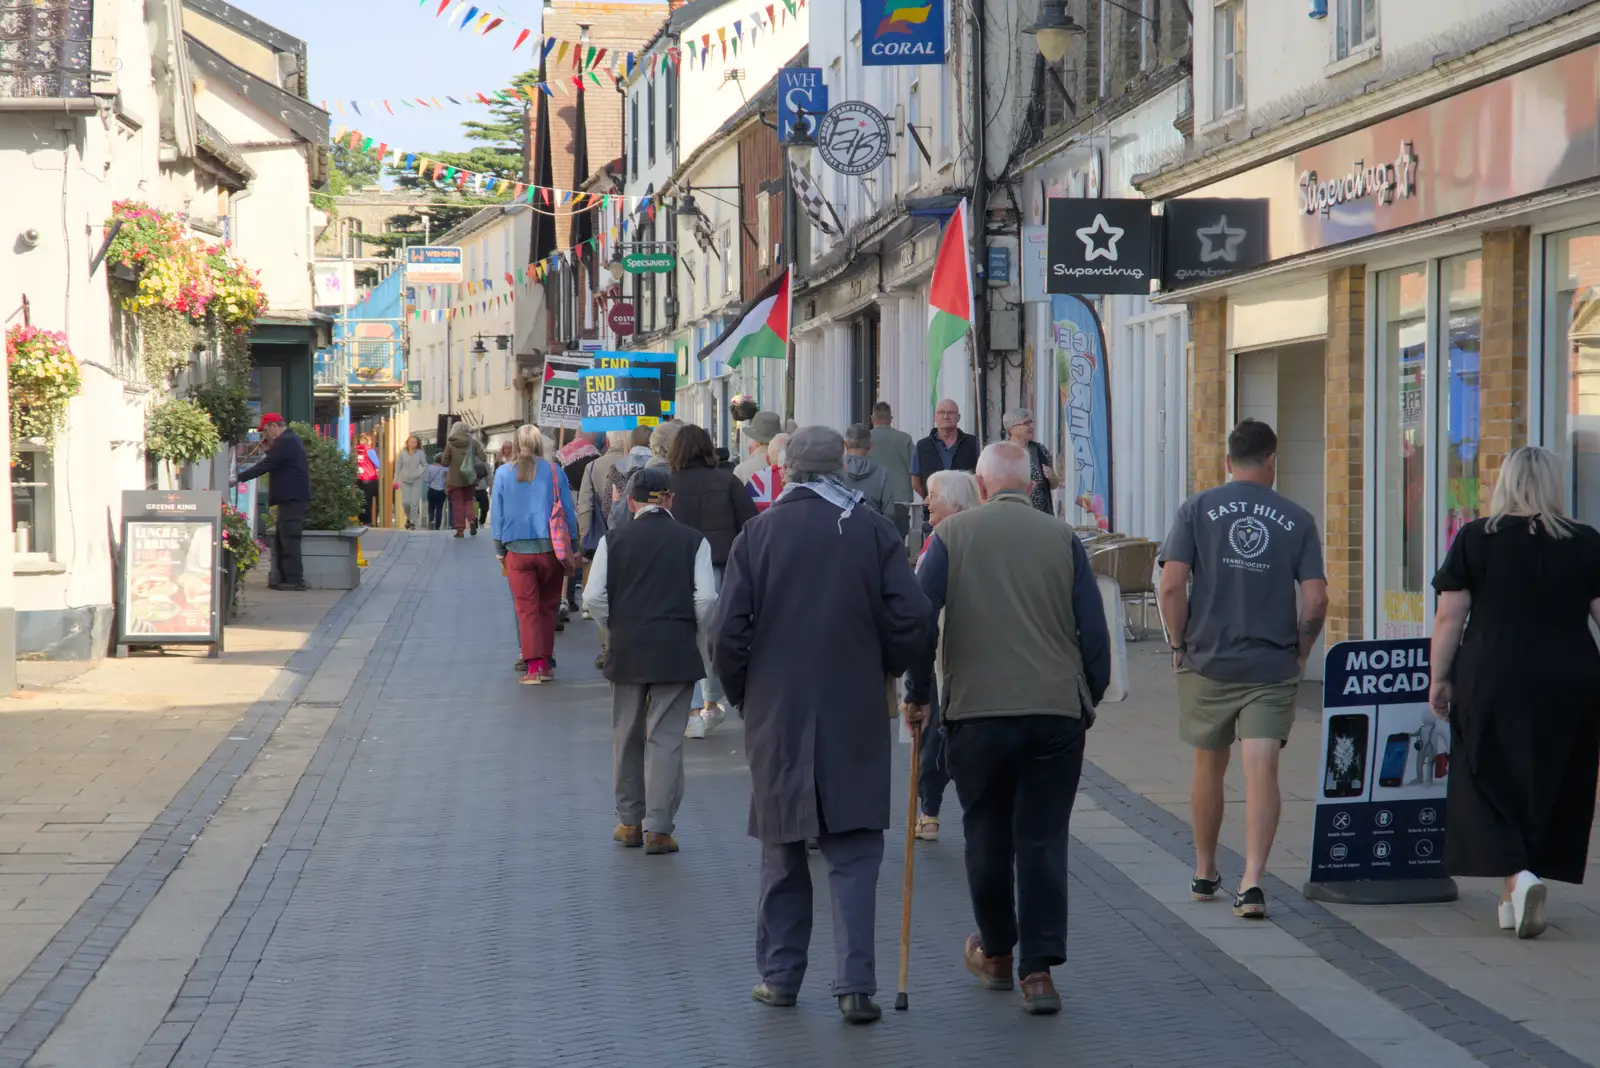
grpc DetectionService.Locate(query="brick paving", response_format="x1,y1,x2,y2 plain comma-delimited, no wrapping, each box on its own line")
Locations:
130,536,1380,1068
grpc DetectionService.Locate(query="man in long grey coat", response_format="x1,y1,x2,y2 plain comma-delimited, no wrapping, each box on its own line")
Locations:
714,426,929,1025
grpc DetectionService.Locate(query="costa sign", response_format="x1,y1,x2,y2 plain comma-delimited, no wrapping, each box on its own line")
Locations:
1299,141,1419,217
607,302,636,336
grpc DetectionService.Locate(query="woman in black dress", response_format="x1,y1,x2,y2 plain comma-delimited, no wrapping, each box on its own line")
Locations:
1430,446,1600,939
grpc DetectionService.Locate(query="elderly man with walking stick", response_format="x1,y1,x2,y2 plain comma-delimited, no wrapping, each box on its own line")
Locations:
904,442,1110,1015
714,426,928,1025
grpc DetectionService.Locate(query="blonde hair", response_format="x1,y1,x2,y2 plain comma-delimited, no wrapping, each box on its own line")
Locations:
649,419,682,459
514,424,545,483
767,432,791,467
1487,445,1572,539
926,469,980,514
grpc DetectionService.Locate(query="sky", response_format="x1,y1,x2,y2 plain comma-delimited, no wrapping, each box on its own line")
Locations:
242,1,552,152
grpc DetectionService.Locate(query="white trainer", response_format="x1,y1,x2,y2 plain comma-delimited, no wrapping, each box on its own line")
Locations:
685,713,708,739
699,703,727,736
1497,899,1514,931
1511,870,1547,939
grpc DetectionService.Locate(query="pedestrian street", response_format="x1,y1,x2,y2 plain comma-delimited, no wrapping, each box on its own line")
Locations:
48,531,1565,1068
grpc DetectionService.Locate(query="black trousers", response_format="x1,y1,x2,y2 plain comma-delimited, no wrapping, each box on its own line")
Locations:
918,678,951,818
359,479,378,524
475,488,490,525
426,489,446,529
947,714,1085,978
270,499,308,587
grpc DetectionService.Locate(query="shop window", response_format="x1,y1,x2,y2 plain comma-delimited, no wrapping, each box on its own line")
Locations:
647,77,657,166
1211,0,1244,119
1335,0,1378,62
1375,265,1428,638
1440,253,1482,557
11,450,54,560
1545,226,1600,528
630,95,639,179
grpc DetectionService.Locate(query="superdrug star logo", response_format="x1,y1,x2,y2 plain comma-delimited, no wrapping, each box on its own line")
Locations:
1075,214,1124,262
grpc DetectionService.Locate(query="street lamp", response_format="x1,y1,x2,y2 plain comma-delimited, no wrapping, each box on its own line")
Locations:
1023,0,1086,64
471,334,512,355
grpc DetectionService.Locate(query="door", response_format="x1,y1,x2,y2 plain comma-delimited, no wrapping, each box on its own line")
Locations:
849,310,881,426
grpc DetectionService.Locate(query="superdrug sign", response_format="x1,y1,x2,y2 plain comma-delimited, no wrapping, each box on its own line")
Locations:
1299,141,1419,217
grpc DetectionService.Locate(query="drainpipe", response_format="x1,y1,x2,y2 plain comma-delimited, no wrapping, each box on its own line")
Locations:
971,0,991,441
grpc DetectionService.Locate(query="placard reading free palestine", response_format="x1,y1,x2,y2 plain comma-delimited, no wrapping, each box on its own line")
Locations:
578,367,662,431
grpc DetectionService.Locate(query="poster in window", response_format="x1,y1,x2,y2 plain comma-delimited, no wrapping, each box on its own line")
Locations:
118,491,222,646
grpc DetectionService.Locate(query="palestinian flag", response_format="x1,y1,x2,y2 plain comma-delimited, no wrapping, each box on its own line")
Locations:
926,199,974,407
697,268,790,369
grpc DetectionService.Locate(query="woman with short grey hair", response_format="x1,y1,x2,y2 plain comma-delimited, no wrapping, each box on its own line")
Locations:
911,466,982,842
1429,445,1600,938
1003,407,1059,514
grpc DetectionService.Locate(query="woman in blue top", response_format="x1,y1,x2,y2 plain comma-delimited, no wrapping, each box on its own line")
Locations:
493,424,577,684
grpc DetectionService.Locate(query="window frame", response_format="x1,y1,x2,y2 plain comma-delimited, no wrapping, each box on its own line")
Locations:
11,447,55,562
647,75,658,166
1334,0,1379,64
630,93,640,179
1211,0,1245,120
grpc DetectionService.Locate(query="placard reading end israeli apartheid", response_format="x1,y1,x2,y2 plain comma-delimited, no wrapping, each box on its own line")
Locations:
579,367,661,431
594,351,676,415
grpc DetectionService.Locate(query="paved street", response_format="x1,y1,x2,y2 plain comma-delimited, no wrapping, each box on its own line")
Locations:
0,531,1593,1067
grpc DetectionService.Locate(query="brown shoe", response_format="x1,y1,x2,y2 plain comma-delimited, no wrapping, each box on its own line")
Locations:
963,933,1013,990
644,832,679,854
612,824,643,848
1019,972,1061,1015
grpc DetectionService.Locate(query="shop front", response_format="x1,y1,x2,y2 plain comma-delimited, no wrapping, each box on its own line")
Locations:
1021,84,1189,540
1146,41,1600,646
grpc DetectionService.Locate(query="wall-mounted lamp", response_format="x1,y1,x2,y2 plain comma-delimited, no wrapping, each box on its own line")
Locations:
1022,0,1086,64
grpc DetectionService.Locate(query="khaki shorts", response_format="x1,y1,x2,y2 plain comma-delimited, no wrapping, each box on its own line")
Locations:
1177,669,1299,749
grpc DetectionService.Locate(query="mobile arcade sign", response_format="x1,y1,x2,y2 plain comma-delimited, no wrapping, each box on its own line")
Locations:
1305,639,1454,905
578,368,661,431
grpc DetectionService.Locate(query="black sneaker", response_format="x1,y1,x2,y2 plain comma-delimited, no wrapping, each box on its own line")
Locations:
1232,886,1267,919
1190,872,1223,901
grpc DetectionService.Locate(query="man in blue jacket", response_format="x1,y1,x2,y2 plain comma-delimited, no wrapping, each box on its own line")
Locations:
904,442,1110,1017
232,414,312,591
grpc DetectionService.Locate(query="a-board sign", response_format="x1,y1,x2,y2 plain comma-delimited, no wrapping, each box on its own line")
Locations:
1308,639,1450,892
537,353,593,430
594,351,676,416
578,367,661,431
117,491,223,650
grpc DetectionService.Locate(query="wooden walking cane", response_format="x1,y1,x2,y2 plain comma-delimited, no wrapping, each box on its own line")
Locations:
896,722,922,1011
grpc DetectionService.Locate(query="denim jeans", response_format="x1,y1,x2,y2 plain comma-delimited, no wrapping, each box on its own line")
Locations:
947,714,1085,978
917,678,950,818
691,564,725,709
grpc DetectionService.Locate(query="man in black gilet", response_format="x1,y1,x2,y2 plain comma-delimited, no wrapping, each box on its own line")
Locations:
583,467,718,855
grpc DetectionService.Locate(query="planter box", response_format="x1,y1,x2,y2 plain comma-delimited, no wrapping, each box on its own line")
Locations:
301,527,366,590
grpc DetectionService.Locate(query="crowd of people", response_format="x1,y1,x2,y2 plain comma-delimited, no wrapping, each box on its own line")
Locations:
421,405,1600,1023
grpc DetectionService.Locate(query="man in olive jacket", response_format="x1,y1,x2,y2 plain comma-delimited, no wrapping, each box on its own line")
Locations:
905,442,1110,1016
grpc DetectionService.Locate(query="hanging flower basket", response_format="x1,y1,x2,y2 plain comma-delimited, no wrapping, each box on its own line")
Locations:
102,201,267,383
6,325,82,460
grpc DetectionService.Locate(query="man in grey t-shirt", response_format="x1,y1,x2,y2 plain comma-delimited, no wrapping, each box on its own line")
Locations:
1157,419,1328,921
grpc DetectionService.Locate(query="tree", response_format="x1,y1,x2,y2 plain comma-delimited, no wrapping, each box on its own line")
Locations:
459,70,541,165
389,146,523,237
312,142,384,215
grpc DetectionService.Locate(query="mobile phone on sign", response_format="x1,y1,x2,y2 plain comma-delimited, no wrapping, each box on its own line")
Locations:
1378,732,1410,788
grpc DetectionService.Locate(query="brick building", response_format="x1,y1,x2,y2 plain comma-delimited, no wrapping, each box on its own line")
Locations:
1136,0,1600,648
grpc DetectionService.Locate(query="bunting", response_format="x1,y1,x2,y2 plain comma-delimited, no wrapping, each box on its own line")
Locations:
406,0,791,77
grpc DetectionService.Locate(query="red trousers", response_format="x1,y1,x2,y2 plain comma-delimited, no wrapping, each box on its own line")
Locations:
506,551,565,662
447,485,476,532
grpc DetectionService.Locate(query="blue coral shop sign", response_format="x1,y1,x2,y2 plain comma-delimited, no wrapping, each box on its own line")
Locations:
861,0,945,67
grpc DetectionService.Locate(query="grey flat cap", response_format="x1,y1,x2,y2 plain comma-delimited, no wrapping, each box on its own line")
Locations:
744,410,781,444
786,425,846,474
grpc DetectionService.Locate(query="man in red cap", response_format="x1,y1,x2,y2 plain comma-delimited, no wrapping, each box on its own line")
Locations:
232,414,312,591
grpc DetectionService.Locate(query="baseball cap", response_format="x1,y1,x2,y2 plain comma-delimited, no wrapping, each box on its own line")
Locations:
258,412,284,429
